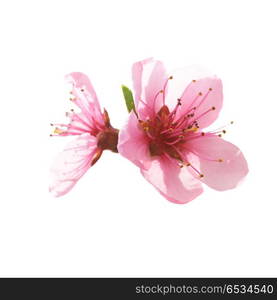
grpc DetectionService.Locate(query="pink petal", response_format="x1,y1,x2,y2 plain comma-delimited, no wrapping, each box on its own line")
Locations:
66,72,104,126
132,58,168,119
185,135,248,191
49,134,100,197
165,66,222,129
118,111,152,170
141,157,203,204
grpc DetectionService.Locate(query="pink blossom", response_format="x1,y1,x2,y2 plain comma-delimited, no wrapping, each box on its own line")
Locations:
118,58,248,204
50,72,118,197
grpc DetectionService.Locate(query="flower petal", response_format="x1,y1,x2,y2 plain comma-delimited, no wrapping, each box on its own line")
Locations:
66,111,97,135
166,66,222,129
141,157,203,204
118,111,152,170
185,135,248,191
66,72,104,127
132,58,168,119
49,134,101,197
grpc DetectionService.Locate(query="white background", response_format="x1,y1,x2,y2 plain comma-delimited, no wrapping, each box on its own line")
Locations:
0,0,276,277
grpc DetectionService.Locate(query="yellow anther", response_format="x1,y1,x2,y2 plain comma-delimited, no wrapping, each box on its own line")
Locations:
54,128,64,134
184,127,198,133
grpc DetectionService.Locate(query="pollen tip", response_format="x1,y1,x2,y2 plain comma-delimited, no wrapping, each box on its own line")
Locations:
218,159,223,162
179,164,184,168
218,134,222,137
212,106,216,110
160,90,164,94
209,88,213,91
81,88,84,92
54,128,63,134
230,121,234,124
192,79,196,82
169,76,173,80
186,163,191,167
222,130,226,134
201,132,205,136
50,123,53,126
198,92,202,96
199,174,204,178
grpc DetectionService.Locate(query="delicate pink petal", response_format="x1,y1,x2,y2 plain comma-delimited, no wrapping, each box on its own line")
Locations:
185,135,248,191
141,157,203,204
165,66,222,129
132,58,168,119
118,111,152,170
49,134,100,197
66,72,104,127
177,77,222,129
165,65,212,108
163,65,210,104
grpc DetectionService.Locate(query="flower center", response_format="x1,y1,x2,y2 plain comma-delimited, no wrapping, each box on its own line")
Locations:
137,79,228,178
139,103,197,161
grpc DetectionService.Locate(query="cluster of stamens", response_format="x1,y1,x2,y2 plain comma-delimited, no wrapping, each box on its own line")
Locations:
138,77,230,179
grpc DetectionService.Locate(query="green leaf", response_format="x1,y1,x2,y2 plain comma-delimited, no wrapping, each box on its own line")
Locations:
121,85,135,113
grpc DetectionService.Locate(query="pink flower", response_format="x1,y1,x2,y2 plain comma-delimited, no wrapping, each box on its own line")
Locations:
118,58,248,204
50,72,118,197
